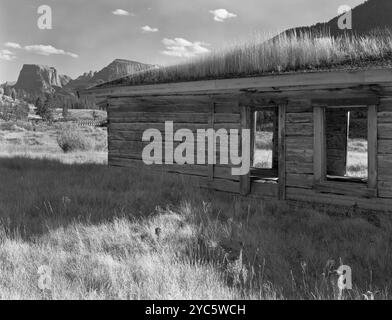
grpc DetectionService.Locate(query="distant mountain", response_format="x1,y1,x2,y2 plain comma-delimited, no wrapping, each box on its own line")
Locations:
13,64,71,95
286,0,392,36
1,81,16,87
65,59,154,91
11,59,154,96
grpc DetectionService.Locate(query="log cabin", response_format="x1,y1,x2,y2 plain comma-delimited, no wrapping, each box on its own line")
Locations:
80,33,392,214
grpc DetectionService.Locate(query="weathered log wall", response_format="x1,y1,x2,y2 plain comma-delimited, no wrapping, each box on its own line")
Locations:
378,98,392,199
89,69,392,213
108,94,242,194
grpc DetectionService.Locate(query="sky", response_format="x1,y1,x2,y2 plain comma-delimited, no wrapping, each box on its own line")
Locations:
0,0,365,83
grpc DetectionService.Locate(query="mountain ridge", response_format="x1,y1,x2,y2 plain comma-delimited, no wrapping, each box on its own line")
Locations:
10,59,154,96
285,0,392,37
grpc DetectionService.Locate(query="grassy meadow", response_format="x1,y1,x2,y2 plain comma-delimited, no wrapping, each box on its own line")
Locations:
0,155,391,299
0,119,107,164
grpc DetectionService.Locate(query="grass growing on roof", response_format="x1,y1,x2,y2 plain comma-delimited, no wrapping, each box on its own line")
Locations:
100,29,392,87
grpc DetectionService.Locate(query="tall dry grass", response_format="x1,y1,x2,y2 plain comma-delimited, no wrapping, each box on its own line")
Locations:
104,30,392,87
1,158,392,299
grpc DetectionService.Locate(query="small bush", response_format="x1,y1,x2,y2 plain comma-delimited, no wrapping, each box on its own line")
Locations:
57,125,93,152
1,120,34,131
0,101,29,121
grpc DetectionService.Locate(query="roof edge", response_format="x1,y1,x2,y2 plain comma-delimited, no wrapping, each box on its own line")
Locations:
79,67,392,98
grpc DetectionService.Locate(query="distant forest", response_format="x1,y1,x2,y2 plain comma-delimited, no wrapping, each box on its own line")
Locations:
0,84,96,110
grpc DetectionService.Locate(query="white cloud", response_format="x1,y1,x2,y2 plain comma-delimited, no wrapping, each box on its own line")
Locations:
24,45,78,58
161,38,210,58
112,9,131,16
0,49,16,61
4,42,21,49
209,9,237,22
141,25,159,33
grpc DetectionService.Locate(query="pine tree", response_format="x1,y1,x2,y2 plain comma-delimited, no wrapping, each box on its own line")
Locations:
62,101,69,119
35,96,53,121
35,97,44,114
4,86,12,97
11,89,16,101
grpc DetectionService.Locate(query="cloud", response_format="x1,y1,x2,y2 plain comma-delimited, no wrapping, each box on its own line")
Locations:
209,9,237,22
112,9,131,16
141,25,159,33
0,49,16,61
24,45,78,58
4,42,21,49
161,38,210,58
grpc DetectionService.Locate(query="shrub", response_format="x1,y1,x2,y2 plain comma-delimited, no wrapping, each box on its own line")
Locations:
0,120,33,131
0,101,29,121
57,125,93,152
36,96,54,122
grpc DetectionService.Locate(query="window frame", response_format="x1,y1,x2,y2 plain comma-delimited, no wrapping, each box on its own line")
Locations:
313,104,378,198
250,106,279,181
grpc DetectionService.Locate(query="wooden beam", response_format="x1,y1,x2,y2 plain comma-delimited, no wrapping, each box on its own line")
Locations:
368,104,378,191
278,103,287,200
240,105,251,196
80,68,392,98
208,100,215,181
313,106,325,183
312,97,379,106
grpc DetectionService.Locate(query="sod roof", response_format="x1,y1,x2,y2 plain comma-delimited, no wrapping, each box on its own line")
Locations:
94,31,392,89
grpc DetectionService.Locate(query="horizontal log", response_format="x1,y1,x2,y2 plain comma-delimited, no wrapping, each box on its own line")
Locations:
377,112,392,124
214,113,241,123
214,102,240,114
378,98,392,112
286,136,313,149
377,124,392,139
82,69,392,98
286,173,314,189
109,130,144,142
203,178,240,194
109,104,210,113
286,161,313,174
286,113,313,123
109,141,244,166
109,156,241,186
378,140,392,154
378,181,392,198
109,156,208,176
312,96,379,106
285,123,313,136
286,148,313,163
251,180,279,198
286,99,312,113
286,187,392,212
111,112,209,123
377,154,392,171
110,128,242,142
378,163,392,181
110,95,210,105
110,122,241,131
214,166,241,181
239,95,288,108
313,181,376,198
